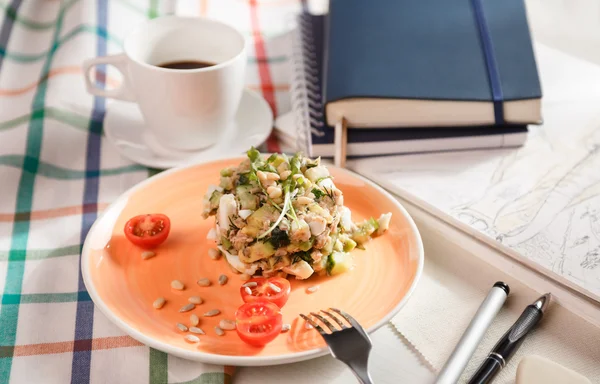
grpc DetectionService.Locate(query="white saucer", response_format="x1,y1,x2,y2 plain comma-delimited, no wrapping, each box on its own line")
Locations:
104,89,273,169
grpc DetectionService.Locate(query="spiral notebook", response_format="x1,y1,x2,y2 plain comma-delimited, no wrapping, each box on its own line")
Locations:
289,11,534,158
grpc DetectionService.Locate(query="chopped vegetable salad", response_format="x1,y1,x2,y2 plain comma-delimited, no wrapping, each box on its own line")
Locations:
202,148,391,279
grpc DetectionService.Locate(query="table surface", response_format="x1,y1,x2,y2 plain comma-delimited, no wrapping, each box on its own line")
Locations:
0,0,595,382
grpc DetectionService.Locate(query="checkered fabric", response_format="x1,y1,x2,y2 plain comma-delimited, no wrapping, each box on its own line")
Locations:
0,0,301,382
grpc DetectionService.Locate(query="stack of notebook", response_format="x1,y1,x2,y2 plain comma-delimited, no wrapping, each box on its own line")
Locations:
281,0,543,158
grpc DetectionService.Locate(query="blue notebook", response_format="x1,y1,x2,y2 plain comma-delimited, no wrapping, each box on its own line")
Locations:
290,12,531,157
323,0,543,128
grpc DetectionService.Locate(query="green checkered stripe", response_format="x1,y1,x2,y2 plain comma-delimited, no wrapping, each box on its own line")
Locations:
0,0,300,382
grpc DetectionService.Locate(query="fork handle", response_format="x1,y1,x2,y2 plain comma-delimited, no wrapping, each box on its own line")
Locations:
346,362,374,384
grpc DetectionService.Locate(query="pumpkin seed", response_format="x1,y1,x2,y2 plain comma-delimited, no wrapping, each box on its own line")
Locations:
184,335,199,343
152,297,166,309
177,323,188,332
306,285,320,293
189,327,205,335
268,282,281,293
219,319,236,331
204,309,220,317
179,303,195,313
141,251,156,260
171,280,185,290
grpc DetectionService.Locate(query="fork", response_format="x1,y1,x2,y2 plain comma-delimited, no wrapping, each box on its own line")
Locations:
300,308,374,384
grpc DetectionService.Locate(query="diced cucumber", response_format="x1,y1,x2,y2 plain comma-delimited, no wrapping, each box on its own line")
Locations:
239,241,275,263
351,218,379,244
220,168,234,177
219,176,234,190
220,236,232,250
209,190,223,211
286,240,312,253
241,226,259,238
268,154,286,167
333,239,343,252
236,185,258,210
327,251,354,276
243,205,278,237
351,231,370,245
343,238,357,252
298,239,314,251
305,166,330,182
367,217,380,231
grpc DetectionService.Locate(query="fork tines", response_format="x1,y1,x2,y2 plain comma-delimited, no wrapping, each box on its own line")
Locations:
300,307,358,334
301,308,374,383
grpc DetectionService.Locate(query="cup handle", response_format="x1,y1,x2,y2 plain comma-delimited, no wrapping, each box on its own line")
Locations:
83,54,136,101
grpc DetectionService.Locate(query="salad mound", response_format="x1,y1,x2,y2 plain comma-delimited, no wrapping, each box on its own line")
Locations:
202,148,391,279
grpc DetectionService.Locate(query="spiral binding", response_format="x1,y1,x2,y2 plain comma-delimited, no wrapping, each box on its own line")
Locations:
290,13,325,156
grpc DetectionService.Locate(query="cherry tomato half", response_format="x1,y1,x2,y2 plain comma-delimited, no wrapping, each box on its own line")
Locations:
240,277,291,308
124,213,171,249
235,300,283,347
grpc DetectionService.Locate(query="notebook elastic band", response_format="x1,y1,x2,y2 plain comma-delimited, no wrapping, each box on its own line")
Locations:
471,0,504,125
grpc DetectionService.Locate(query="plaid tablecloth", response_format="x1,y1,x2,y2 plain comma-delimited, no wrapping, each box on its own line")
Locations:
0,0,301,382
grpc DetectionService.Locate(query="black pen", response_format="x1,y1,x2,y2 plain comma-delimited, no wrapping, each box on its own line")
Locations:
467,293,552,384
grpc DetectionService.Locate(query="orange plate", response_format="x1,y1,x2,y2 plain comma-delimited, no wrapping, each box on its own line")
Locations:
82,157,423,366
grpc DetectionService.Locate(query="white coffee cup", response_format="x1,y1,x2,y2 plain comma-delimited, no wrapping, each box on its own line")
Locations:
83,16,247,152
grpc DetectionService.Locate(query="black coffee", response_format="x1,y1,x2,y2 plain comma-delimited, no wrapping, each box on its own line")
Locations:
158,60,216,70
